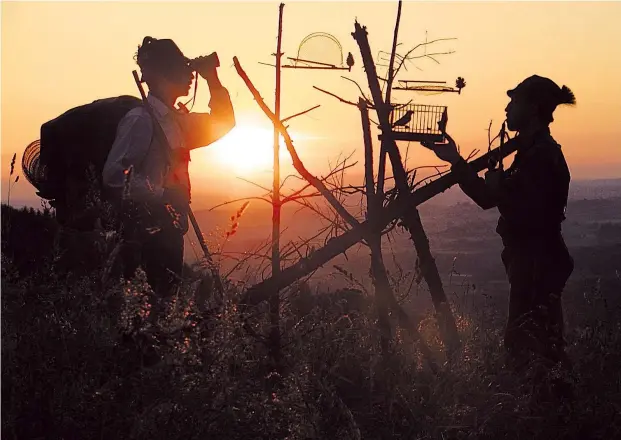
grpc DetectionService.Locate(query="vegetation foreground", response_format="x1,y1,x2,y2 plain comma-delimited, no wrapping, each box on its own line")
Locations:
2,205,621,440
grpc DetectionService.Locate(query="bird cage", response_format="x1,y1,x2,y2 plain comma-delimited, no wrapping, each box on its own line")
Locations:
284,32,354,71
380,103,448,143
22,139,55,200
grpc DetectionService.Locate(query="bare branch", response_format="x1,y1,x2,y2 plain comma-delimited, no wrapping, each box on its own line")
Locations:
237,176,272,193
393,38,457,81
487,119,493,149
280,173,304,190
235,56,360,229
282,181,314,202
284,192,322,202
340,76,374,105
466,149,480,161
223,237,273,278
385,0,403,104
486,122,502,151
289,197,349,236
381,219,400,236
403,164,449,175
392,99,413,110
313,86,358,107
377,37,456,83
412,167,450,189
282,105,321,123
280,224,331,261
359,98,377,222
403,50,455,62
379,1,403,203
282,158,357,204
340,187,366,196
404,37,456,54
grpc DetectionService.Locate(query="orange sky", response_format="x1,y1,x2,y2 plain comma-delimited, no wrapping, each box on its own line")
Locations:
2,1,620,209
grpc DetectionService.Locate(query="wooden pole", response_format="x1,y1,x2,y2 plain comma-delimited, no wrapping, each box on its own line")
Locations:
188,209,213,260
233,57,360,229
361,97,439,371
352,20,461,353
376,0,403,199
270,2,285,371
360,98,392,354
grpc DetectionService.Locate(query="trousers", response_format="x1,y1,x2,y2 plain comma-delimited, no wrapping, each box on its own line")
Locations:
501,233,574,364
117,197,187,313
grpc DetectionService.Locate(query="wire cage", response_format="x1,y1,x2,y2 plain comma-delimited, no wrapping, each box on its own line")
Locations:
284,32,354,71
380,103,448,143
21,139,55,200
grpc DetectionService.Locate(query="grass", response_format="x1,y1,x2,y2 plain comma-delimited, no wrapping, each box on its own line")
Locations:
2,204,621,440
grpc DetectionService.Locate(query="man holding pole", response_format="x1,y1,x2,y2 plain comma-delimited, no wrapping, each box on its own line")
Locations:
103,36,235,314
423,75,576,370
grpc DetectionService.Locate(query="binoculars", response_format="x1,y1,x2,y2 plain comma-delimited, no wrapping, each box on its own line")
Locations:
189,52,220,72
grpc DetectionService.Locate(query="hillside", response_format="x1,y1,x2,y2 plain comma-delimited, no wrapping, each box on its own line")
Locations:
2,197,621,439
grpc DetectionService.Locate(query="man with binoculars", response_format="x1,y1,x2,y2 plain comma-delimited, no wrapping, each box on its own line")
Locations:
103,37,235,314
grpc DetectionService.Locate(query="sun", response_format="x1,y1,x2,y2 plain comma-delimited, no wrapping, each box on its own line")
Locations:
211,125,285,174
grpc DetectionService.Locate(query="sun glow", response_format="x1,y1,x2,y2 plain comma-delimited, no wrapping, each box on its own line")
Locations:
211,125,288,174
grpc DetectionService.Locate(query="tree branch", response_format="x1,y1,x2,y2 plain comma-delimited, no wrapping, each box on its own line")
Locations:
280,224,332,261
377,0,403,203
340,76,374,106
234,56,360,229
282,105,321,123
284,192,322,202
385,0,403,105
282,155,356,204
237,176,272,193
393,39,456,80
313,86,358,107
280,173,304,190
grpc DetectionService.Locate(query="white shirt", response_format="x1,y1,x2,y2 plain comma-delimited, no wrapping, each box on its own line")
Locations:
103,88,234,204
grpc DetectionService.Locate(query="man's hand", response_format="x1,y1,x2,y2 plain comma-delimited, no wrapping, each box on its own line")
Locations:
421,133,462,165
484,168,504,196
193,53,219,74
193,53,223,88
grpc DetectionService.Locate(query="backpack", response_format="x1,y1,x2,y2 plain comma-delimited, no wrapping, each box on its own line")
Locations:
22,95,143,229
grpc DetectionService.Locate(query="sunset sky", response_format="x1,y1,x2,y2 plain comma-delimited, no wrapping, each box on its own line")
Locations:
2,1,620,210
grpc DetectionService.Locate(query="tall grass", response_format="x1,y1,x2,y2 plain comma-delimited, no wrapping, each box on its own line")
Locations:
2,205,621,440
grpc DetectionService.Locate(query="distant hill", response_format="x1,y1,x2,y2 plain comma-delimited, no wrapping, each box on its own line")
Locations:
421,178,621,207
187,179,621,263
6,175,620,268
568,178,621,200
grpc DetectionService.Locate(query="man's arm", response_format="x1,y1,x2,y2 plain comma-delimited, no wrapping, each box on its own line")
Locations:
451,159,499,210
423,133,499,210
451,143,566,231
423,132,565,222
103,110,163,202
182,72,236,150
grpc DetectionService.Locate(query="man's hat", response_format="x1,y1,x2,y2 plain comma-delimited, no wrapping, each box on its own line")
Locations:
136,36,191,73
507,75,576,108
